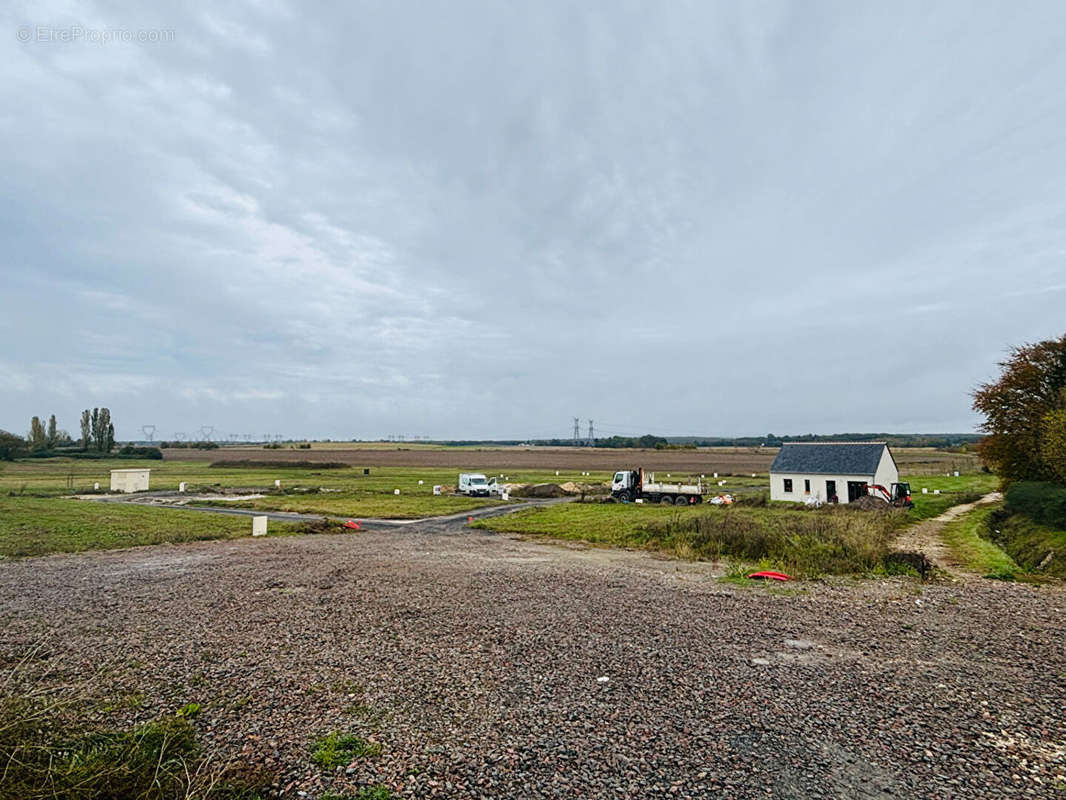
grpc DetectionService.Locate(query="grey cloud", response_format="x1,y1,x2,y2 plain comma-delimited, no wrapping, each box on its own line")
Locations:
2,1,1065,439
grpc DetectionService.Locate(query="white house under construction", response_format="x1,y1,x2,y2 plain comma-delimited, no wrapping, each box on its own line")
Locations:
768,442,899,504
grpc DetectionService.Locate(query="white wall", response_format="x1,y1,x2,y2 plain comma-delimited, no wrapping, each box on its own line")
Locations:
873,447,900,489
110,469,150,493
770,472,876,504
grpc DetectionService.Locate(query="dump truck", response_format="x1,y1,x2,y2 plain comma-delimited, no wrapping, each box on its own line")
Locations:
610,468,706,505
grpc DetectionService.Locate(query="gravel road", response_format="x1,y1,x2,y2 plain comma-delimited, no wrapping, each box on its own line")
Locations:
1,527,1063,799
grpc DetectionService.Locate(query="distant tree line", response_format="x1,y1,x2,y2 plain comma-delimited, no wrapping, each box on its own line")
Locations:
0,408,118,461
437,433,982,449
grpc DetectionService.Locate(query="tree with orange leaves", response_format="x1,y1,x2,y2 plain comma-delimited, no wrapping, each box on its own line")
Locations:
973,335,1066,484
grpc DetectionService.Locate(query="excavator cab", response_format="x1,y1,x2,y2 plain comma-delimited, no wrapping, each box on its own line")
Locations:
891,482,913,508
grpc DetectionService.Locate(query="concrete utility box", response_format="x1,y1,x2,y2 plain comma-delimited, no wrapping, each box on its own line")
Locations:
252,516,268,537
110,468,150,493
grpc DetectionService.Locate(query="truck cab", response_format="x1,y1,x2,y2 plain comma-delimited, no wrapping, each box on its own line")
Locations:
611,470,640,501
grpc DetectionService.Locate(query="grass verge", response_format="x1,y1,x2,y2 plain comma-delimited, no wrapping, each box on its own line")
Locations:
985,507,1066,578
940,506,1022,579
0,496,300,558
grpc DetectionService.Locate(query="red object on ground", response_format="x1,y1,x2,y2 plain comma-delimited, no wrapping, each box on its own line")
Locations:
747,570,791,581
343,520,361,530
467,516,474,522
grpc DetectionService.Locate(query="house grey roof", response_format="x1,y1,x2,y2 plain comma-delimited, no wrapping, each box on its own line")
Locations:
769,442,888,476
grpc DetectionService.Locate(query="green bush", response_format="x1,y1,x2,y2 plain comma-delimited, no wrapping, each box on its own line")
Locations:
1004,481,1066,530
117,445,164,459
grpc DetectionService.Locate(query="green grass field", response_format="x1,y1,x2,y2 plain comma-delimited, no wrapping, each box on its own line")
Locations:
0,496,305,558
0,459,618,519
0,458,999,560
197,491,503,519
904,473,999,519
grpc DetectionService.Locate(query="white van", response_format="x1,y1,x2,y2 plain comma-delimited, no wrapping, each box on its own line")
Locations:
458,473,491,496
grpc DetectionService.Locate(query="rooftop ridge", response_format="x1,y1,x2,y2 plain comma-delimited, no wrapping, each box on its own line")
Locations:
779,441,887,446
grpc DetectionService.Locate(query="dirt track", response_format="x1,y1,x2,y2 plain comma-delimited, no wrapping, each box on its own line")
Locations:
893,492,1004,578
2,526,1062,799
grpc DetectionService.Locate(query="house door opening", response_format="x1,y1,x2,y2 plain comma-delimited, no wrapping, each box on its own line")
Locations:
847,481,866,502
826,480,837,503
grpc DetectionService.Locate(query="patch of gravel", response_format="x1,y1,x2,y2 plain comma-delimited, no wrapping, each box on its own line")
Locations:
1,530,1064,799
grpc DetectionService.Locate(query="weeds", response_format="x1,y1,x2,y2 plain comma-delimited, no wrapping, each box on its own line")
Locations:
309,731,382,769
0,694,270,800
641,505,906,578
321,788,394,800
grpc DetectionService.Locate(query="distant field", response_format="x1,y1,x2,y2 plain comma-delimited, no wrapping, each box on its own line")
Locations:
0,459,609,520
0,452,992,555
161,444,981,475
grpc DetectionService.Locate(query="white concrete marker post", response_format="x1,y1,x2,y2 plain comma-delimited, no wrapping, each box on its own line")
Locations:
252,516,268,537
179,482,187,492
418,480,424,485
954,471,959,477
922,488,928,494
94,482,100,490
274,479,281,488
394,489,400,495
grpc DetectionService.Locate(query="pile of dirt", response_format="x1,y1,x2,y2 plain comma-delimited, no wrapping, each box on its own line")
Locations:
849,495,892,511
513,483,571,498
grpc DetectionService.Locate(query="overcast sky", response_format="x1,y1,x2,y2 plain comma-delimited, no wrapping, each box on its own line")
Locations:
2,2,1065,441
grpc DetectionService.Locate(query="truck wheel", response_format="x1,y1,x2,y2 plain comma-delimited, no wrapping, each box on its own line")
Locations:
675,495,689,506
659,495,673,505
619,490,632,502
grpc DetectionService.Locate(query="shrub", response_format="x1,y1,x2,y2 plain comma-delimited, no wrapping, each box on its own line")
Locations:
1004,481,1066,530
117,445,164,459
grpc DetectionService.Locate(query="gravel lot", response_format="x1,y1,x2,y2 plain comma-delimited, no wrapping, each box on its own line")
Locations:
1,526,1063,799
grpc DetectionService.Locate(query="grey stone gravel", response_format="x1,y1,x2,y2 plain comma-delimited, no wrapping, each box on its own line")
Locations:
1,528,1064,799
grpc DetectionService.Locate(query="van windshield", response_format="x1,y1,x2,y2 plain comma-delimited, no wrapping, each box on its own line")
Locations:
470,477,487,485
